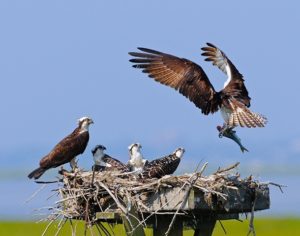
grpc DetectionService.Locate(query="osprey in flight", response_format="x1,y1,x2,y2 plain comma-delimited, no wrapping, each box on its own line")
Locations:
28,117,93,180
129,43,267,137
140,147,185,179
91,145,130,172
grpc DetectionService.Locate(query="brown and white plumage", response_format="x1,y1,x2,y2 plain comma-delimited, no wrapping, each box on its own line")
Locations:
91,145,130,172
127,143,147,173
28,117,93,180
140,147,185,179
129,43,267,129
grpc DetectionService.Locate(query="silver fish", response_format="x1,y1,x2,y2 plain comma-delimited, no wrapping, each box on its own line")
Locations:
217,126,249,152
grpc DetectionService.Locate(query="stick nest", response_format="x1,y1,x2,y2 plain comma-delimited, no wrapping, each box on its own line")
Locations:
47,162,265,223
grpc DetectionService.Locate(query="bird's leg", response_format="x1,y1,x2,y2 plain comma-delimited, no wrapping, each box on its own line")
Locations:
218,123,228,138
218,123,235,138
91,165,96,187
70,158,79,172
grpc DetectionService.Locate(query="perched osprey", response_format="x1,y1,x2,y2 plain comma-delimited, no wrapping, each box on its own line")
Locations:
129,43,267,135
127,143,147,173
28,117,93,180
91,145,130,172
140,147,185,179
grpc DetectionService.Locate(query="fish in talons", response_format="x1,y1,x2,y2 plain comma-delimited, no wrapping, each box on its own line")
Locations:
217,125,249,153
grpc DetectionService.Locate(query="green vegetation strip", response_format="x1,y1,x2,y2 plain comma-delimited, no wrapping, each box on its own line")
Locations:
0,218,299,236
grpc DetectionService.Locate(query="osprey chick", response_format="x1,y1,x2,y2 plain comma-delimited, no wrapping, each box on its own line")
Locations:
128,143,147,173
91,145,130,172
140,147,185,179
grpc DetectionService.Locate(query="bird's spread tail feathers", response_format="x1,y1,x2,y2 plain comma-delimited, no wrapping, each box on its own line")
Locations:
28,167,46,180
228,101,267,128
229,108,267,128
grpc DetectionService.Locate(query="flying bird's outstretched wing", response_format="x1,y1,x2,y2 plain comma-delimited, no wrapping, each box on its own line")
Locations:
201,43,250,107
129,45,267,128
129,48,221,115
201,43,267,128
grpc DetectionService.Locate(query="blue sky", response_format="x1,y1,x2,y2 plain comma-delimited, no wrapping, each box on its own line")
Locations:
0,1,299,217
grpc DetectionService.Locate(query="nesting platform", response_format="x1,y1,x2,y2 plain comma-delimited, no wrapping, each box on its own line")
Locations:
49,163,270,236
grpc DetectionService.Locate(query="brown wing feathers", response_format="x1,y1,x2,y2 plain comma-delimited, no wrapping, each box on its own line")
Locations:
39,130,89,169
129,47,221,115
130,44,267,129
201,43,241,77
102,154,130,172
140,153,181,179
200,43,267,127
28,127,90,179
201,43,251,107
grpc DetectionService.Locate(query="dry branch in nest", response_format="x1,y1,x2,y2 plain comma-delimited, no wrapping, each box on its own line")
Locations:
37,162,276,235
